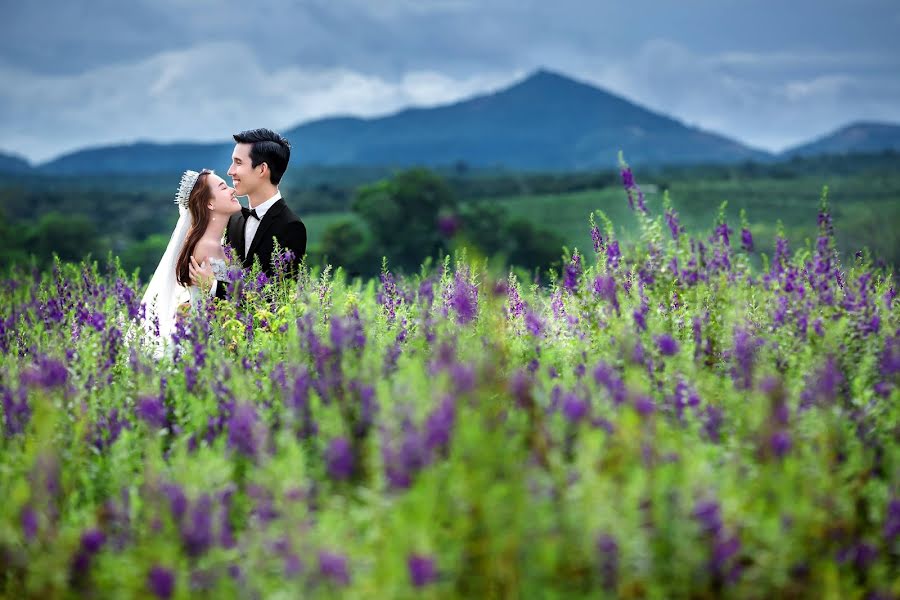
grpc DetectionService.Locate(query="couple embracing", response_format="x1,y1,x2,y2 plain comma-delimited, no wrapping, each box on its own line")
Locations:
141,128,307,341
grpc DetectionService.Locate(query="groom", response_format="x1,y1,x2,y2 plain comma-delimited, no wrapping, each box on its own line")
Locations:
191,128,307,298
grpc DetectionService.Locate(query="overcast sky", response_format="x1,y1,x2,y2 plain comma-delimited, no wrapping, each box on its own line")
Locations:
2,0,899,163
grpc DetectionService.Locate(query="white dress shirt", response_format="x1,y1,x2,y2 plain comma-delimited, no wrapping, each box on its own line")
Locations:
244,190,282,254
209,190,281,298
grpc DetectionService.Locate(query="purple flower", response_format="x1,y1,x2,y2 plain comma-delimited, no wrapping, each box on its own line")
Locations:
147,565,175,599
606,240,621,270
715,222,732,247
507,282,525,318
703,405,724,443
879,334,900,379
633,394,655,416
770,430,792,459
591,225,604,253
136,394,168,429
564,253,581,292
284,554,304,577
633,303,648,332
181,494,213,557
621,167,635,190
620,167,647,213
21,506,38,541
378,270,402,322
884,498,900,542
524,311,544,336
837,542,878,571
692,316,704,356
450,363,476,394
438,213,459,238
88,311,106,332
80,528,107,554
799,356,843,410
408,554,438,587
162,483,188,522
730,328,759,390
665,209,681,240
227,403,260,458
449,270,478,325
319,551,351,586
712,535,742,579
808,316,824,337
655,334,680,356
20,355,68,390
693,500,723,537
740,228,754,252
3,386,31,436
773,235,790,274
92,408,131,451
596,534,619,591
326,436,354,481
425,396,455,454
272,247,297,279
562,393,589,423
593,275,620,315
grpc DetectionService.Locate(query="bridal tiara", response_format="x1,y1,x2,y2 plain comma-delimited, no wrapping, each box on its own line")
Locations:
174,169,211,210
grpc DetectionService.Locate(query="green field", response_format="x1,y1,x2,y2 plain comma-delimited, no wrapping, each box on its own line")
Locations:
2,158,899,275
302,174,900,269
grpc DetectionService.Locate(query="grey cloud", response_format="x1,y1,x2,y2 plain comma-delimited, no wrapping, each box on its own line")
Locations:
0,41,517,162
2,0,900,161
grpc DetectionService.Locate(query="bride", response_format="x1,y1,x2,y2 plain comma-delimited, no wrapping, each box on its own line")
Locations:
141,169,241,342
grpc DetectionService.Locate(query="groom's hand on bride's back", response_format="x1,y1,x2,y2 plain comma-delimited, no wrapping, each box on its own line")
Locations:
189,257,214,288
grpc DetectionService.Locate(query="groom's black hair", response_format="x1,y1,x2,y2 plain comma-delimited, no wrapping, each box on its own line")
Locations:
233,128,291,185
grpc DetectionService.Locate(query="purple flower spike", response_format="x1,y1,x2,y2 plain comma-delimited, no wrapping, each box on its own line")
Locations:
80,528,107,554
634,395,655,416
655,334,680,356
326,436,354,481
319,551,351,586
740,228,754,252
408,553,438,587
562,393,589,423
227,403,260,458
21,506,38,541
136,394,168,429
770,430,792,459
147,565,175,599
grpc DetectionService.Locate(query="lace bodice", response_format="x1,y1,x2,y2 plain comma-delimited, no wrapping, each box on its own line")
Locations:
209,257,228,280
188,257,228,305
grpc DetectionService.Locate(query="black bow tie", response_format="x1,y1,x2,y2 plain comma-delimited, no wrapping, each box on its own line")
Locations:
241,207,260,221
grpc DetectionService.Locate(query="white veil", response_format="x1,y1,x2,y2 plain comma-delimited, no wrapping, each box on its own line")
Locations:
140,170,201,345
141,206,191,343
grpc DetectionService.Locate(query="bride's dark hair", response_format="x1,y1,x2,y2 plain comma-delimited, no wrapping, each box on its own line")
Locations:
175,169,214,287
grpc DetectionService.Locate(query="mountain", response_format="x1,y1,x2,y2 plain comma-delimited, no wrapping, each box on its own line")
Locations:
0,151,34,174
34,69,771,175
783,122,900,157
282,69,771,169
39,142,234,176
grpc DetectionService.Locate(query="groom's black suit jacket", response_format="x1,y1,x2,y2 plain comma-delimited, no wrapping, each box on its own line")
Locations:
214,197,306,299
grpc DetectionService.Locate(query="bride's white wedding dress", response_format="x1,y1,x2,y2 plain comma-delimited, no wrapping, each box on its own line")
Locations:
139,170,232,350
140,193,230,345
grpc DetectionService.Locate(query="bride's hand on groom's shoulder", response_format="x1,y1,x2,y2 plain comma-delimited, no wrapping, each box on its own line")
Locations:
189,257,214,288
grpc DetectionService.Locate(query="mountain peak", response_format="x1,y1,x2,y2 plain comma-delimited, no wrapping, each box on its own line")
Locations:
785,120,900,157
512,68,595,92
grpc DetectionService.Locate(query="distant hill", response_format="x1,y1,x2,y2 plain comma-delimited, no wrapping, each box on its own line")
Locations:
36,69,771,175
783,122,900,157
0,151,34,174
39,142,234,176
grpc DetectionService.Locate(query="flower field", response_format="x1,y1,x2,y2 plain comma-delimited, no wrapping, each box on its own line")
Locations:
1,167,898,599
